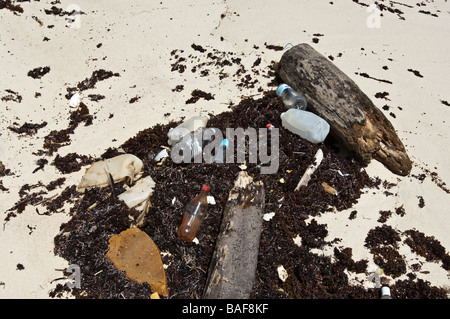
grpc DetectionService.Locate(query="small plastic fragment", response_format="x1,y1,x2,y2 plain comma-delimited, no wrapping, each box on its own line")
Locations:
154,149,169,162
263,212,275,221
118,176,156,209
293,234,302,247
277,265,288,282
207,195,216,205
337,169,349,177
69,93,81,108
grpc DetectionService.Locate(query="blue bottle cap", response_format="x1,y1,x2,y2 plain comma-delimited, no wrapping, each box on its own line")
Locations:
276,84,290,96
220,139,229,148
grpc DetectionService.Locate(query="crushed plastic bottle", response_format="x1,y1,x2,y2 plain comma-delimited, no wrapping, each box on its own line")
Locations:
214,138,229,164
280,108,330,144
177,184,211,242
167,115,209,146
276,84,307,110
380,286,392,299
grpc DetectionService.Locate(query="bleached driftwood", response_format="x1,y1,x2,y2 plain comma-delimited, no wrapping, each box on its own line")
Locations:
295,148,324,191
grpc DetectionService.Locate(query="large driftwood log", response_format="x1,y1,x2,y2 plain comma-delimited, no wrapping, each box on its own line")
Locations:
203,171,265,299
276,43,412,176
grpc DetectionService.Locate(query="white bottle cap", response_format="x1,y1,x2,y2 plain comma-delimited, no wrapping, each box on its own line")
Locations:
381,286,391,297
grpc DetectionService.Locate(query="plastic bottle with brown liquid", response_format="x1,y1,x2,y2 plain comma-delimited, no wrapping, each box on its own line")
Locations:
177,184,210,242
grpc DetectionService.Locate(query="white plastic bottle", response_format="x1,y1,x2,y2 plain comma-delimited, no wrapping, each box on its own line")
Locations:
280,108,330,144
277,84,307,110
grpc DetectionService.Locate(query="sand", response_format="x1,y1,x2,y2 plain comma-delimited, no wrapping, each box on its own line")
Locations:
0,0,449,298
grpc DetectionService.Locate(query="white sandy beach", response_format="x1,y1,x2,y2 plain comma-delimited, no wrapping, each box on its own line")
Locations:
0,0,449,298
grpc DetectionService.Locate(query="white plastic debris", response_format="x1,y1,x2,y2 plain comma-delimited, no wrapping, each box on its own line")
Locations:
207,195,216,205
293,234,302,247
78,154,144,191
277,265,288,282
263,212,275,221
337,169,349,177
118,176,156,209
192,237,200,245
160,251,173,270
69,93,81,108
154,149,169,162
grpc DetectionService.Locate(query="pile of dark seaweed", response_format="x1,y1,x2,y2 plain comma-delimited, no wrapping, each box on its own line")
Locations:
50,91,449,299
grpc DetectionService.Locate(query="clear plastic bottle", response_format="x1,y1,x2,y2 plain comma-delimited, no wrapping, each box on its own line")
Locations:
172,127,217,162
177,184,210,242
280,108,330,144
167,115,209,146
201,127,218,148
214,138,229,164
276,84,307,110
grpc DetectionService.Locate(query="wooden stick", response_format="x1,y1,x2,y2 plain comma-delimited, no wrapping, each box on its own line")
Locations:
203,171,265,299
295,148,323,191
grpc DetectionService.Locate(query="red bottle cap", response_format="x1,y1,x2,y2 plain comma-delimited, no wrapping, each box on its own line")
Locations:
202,185,211,192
